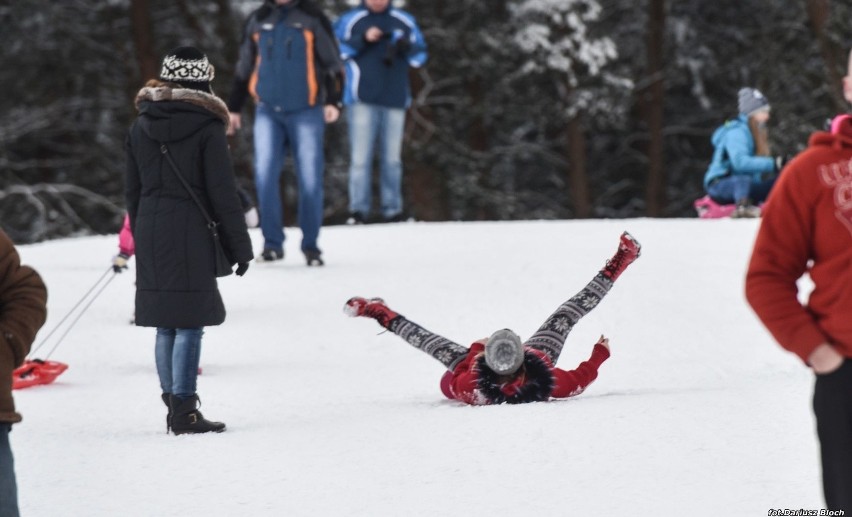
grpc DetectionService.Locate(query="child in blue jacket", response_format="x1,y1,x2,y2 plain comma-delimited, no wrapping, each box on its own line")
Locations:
703,87,785,218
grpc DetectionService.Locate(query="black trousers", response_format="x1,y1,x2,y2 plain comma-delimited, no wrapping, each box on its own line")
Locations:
813,359,852,511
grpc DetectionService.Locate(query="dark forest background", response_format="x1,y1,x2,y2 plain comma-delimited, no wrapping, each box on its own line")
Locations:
1,0,850,243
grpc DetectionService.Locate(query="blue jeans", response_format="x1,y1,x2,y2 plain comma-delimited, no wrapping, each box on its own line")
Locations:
155,328,203,399
707,175,776,205
0,423,19,517
253,103,325,252
347,102,405,219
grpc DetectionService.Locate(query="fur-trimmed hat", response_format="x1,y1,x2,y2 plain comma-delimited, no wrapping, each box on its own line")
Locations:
738,87,770,117
159,46,214,93
484,329,525,376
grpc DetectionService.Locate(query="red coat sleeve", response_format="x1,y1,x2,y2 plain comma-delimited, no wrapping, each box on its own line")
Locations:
442,343,486,405
550,344,610,398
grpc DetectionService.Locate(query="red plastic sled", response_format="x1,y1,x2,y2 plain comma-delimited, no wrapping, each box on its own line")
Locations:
12,359,69,390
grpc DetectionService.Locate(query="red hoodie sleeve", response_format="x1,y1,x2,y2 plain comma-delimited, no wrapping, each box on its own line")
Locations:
550,344,610,398
745,154,827,363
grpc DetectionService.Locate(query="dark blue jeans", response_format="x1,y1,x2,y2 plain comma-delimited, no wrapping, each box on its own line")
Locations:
253,103,325,253
0,423,20,517
155,328,203,399
707,174,776,205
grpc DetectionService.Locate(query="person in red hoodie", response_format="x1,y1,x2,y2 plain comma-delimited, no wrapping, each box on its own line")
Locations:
745,50,852,513
345,232,640,405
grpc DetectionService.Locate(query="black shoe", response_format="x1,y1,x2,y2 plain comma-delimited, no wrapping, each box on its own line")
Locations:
303,248,324,266
383,212,408,223
259,248,284,262
162,393,171,433
346,212,366,225
168,394,225,435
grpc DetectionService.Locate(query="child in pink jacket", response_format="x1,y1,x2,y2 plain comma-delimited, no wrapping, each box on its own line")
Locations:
345,232,640,405
112,213,135,272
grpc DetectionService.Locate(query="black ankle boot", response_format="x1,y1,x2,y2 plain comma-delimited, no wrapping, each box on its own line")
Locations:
168,394,226,435
161,393,172,433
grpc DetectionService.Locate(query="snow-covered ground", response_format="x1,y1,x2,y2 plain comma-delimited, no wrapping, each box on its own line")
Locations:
11,219,825,516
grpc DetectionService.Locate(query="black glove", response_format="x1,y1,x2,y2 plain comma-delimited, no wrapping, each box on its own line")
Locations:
383,30,409,66
394,37,411,54
235,262,249,276
774,155,789,172
113,253,130,273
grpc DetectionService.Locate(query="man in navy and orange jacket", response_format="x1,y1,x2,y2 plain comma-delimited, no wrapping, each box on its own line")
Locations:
228,0,344,266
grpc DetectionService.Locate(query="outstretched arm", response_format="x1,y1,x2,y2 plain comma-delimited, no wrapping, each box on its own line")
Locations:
550,337,610,398
440,344,482,402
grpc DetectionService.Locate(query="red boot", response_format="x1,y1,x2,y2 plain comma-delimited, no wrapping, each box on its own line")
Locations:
601,232,641,281
344,297,400,328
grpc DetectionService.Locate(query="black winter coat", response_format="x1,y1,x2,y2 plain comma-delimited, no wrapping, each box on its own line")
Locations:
126,85,253,328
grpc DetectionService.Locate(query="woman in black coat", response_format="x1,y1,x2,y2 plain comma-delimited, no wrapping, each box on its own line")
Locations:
126,47,253,435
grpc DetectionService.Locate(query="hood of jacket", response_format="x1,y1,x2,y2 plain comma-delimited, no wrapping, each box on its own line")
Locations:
711,115,747,147
809,113,852,150
134,85,230,143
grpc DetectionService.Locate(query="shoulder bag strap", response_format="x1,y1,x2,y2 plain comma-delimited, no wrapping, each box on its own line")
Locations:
159,143,219,232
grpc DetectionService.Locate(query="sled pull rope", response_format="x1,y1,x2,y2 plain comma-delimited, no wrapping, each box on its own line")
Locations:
28,266,115,359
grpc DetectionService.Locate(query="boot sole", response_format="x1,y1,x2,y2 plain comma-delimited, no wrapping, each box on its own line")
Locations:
172,426,226,435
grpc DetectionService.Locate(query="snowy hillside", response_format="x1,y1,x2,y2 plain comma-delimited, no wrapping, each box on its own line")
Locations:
11,219,823,516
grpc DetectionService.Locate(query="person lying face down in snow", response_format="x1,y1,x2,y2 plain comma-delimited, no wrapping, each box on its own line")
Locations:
344,231,641,405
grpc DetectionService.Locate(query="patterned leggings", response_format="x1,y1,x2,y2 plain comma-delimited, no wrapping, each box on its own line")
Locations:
387,272,614,371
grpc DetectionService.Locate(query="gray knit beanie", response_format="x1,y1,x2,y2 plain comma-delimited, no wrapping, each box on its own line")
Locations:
738,87,770,117
484,329,525,376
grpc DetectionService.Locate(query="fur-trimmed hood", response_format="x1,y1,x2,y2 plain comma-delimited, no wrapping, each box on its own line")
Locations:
475,351,555,404
134,85,230,143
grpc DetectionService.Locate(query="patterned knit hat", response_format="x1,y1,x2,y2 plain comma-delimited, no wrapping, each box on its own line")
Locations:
484,329,525,376
159,46,214,93
738,87,770,117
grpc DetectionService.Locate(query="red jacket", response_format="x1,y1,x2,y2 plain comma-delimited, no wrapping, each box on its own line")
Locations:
746,115,852,363
440,341,610,405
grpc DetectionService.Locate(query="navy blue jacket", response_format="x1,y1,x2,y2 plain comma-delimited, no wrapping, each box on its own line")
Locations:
334,1,427,109
228,0,343,114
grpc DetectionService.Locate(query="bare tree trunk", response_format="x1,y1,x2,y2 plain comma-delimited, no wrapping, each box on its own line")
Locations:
129,0,158,83
643,0,666,216
405,68,448,221
567,116,591,218
175,0,204,38
468,75,495,219
806,0,847,113
404,0,450,221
